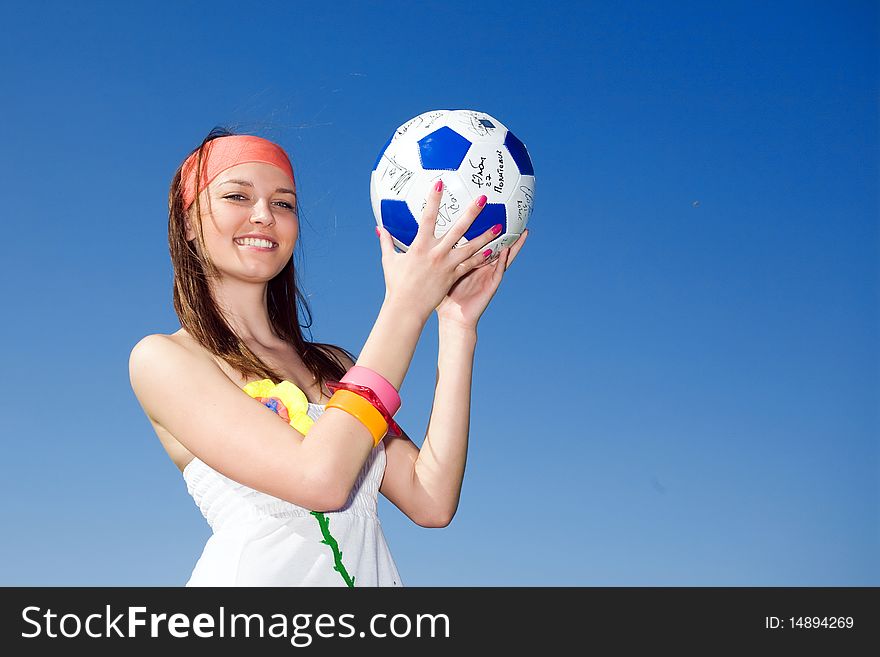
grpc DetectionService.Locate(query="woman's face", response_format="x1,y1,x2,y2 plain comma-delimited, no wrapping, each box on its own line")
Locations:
185,161,298,279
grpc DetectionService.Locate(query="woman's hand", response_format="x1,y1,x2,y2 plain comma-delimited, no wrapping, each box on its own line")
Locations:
434,229,529,331
375,181,507,323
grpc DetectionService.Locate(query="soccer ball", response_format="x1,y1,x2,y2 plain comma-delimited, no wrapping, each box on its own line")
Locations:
370,109,535,264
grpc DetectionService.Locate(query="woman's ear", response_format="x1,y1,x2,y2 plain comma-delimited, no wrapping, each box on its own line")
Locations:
184,209,198,241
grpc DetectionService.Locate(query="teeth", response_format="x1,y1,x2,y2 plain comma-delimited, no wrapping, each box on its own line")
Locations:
235,238,276,248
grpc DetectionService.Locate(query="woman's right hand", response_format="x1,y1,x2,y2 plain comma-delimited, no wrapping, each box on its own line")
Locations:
375,180,500,322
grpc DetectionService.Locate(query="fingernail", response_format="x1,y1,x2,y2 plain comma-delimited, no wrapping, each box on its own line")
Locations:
477,195,487,207
434,180,444,192
375,226,380,237
491,223,502,235
483,249,492,258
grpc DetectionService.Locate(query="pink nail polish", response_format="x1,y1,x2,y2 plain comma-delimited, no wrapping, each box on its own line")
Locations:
375,227,380,237
491,223,502,235
434,180,444,192
483,249,492,258
477,195,487,207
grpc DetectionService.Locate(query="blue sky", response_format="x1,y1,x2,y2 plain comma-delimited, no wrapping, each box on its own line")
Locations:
0,0,876,585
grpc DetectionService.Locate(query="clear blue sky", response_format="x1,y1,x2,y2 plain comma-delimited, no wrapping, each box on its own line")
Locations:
0,0,876,586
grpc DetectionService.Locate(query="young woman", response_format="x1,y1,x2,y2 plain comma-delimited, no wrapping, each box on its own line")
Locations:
129,128,528,586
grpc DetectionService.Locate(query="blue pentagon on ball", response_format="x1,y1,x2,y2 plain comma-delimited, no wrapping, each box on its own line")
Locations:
503,130,534,176
380,199,419,247
418,127,472,170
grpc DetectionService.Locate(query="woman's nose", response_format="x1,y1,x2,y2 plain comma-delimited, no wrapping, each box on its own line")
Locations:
250,199,275,225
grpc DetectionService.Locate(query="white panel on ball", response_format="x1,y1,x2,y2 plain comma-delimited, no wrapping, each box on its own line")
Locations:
504,175,536,234
446,110,510,143
460,140,520,205
391,110,450,145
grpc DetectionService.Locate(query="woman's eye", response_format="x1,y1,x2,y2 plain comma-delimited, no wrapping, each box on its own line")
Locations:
224,194,247,201
274,201,295,210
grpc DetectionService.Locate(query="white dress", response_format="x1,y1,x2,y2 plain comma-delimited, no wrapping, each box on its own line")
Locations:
182,403,403,587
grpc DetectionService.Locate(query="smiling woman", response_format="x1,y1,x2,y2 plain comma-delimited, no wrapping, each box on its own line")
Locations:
132,128,408,586
128,123,526,587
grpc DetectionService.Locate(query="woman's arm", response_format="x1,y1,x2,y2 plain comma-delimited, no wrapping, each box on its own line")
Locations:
129,296,428,512
337,321,477,528
374,227,527,526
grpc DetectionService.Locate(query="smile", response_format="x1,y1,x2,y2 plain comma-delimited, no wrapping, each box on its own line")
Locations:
234,238,278,250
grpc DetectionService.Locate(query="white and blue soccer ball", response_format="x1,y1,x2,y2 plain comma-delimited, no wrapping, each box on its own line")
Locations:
370,109,535,263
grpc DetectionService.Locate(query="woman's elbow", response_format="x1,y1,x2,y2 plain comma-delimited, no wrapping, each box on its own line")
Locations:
415,509,455,528
310,486,350,513
282,474,348,512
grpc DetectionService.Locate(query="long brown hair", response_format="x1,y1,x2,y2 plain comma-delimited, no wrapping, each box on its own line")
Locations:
167,127,356,393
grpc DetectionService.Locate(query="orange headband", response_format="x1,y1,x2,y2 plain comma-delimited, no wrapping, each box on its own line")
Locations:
180,135,295,209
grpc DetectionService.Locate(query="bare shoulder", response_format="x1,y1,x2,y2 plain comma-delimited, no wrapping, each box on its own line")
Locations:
129,329,192,358
129,333,177,415
128,331,225,472
128,331,202,418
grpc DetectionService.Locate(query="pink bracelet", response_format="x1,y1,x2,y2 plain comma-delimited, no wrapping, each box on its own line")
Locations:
325,380,402,437
341,366,401,416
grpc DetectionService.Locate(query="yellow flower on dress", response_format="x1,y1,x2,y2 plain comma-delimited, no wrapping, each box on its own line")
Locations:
242,379,315,436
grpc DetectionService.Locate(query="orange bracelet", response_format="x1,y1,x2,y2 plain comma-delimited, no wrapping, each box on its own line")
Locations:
325,389,388,447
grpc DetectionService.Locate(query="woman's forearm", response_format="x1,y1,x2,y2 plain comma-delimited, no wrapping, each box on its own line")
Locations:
304,297,428,507
412,321,478,525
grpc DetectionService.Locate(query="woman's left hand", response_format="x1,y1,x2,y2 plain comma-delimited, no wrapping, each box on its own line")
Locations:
434,229,529,330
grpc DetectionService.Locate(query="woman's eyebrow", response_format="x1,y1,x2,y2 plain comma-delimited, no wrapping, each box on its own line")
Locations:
219,179,296,194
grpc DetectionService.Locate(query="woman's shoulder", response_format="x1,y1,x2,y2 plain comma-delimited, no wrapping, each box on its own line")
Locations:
131,328,186,347
130,329,202,364
128,330,241,474
131,329,246,394
165,327,195,348
129,331,198,402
